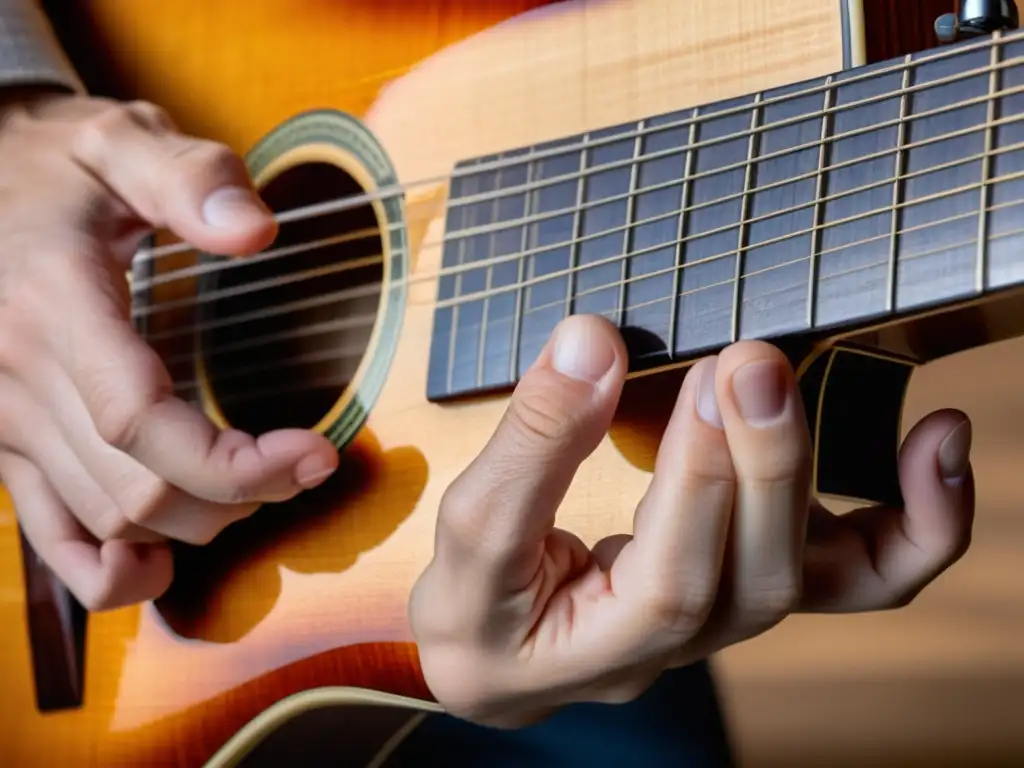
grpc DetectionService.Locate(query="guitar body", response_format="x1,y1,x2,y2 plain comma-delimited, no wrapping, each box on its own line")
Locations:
1,0,993,765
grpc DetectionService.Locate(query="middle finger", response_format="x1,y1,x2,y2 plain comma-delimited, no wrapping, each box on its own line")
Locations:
715,342,812,631
19,358,261,545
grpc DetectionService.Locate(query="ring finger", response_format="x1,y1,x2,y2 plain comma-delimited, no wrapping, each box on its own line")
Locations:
0,449,173,610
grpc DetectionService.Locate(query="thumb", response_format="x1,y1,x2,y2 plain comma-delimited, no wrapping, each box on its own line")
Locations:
434,314,627,591
71,101,276,258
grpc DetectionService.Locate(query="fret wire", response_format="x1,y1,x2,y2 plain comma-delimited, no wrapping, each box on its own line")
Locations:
570,195,1024,323
482,198,1024,358
443,81,1024,250
143,151,1024,347
425,207,1024,384
438,163,1024,313
808,76,834,328
444,176,472,395
163,193,1024,364
977,33,1001,292
175,218,1024,397
143,34,1023,266
668,108,699,359
188,196,1024,374
474,159,504,388
141,105,1024,313
565,134,590,318
732,94,763,343
149,112,1024,337
509,149,536,381
445,45,1024,216
447,32,1011,187
886,56,913,313
428,115,1024,290
619,121,644,328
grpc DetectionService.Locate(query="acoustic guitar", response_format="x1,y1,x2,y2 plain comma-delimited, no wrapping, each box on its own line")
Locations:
1,0,1022,765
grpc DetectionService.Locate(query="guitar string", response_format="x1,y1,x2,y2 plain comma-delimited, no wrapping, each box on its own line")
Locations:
154,184,1024,381
437,68,1024,236
127,38,1024,381
175,215,1024,401
133,228,380,290
129,80,1024,299
133,125,1024,330
136,45,1024,282
435,166,1024,311
133,29,1020,267
143,166,1024,349
132,77,1024,315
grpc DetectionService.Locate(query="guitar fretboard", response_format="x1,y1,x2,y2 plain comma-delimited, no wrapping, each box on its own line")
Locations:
427,31,1024,401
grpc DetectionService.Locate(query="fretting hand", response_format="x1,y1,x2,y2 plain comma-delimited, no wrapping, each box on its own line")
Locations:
410,315,974,727
0,92,338,610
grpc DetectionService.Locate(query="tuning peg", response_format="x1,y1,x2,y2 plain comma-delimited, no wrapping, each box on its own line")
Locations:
935,0,1019,44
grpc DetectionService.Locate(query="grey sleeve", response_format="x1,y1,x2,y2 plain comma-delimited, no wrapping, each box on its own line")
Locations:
0,0,83,93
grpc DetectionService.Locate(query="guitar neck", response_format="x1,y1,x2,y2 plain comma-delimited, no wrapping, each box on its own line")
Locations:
427,30,1024,401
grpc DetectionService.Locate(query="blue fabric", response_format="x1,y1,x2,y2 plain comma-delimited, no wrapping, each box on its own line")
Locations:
386,661,734,767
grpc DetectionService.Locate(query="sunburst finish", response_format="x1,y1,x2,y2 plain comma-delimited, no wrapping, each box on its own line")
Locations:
5,1,1017,766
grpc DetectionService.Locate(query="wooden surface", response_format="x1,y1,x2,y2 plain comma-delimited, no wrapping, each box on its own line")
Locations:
0,0,1019,765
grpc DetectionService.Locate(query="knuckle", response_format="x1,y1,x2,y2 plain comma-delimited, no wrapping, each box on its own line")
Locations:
126,100,174,131
118,476,173,527
435,478,487,554
93,399,145,452
74,574,117,613
504,379,581,449
678,448,736,488
91,377,167,452
182,525,220,547
170,138,246,180
742,433,812,485
745,579,801,622
642,577,719,636
73,104,144,162
417,647,493,720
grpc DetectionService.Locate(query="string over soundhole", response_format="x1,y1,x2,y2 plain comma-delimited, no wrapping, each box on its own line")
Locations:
196,161,383,435
137,110,409,451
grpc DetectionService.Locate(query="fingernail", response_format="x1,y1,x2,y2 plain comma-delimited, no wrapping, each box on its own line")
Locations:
695,358,723,428
938,419,971,485
295,454,337,489
202,186,270,229
731,359,788,427
551,317,616,384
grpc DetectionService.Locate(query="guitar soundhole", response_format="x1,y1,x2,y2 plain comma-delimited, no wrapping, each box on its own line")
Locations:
197,161,384,435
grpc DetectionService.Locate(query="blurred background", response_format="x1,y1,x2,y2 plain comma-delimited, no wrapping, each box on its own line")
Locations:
715,6,1024,765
